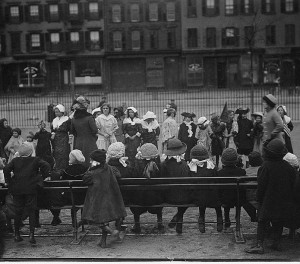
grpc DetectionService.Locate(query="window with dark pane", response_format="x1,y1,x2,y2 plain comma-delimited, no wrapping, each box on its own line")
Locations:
167,29,176,49
206,27,216,47
113,31,122,50
244,26,254,47
266,25,276,45
131,30,141,50
187,28,198,48
285,24,295,45
187,0,197,18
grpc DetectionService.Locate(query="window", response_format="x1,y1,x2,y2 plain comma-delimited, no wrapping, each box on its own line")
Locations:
31,34,40,47
131,31,141,50
187,56,203,86
50,33,60,44
11,33,21,53
112,4,121,22
225,0,237,15
285,24,295,45
187,28,198,48
69,3,78,15
70,32,79,42
222,27,239,46
207,0,215,8
10,6,19,17
266,25,276,45
285,0,294,12
167,30,176,49
187,0,197,17
149,3,158,21
49,4,59,20
89,2,99,14
90,31,99,42
242,0,254,14
30,5,39,17
262,0,275,14
113,31,122,51
282,0,298,12
203,0,219,16
244,26,254,47
206,27,216,47
166,2,175,21
130,4,140,22
150,30,158,49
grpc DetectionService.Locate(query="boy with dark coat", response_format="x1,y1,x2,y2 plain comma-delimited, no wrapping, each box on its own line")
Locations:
161,138,190,234
245,139,296,254
81,149,127,248
4,143,51,244
178,112,197,161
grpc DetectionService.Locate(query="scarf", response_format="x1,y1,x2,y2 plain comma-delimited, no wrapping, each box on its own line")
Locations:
123,117,141,126
184,121,193,138
188,158,215,172
167,154,185,163
141,119,159,132
119,157,128,167
52,116,69,130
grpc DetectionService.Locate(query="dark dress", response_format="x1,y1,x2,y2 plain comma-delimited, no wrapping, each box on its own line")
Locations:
81,164,127,224
71,109,98,167
190,166,221,208
141,127,160,148
236,118,254,156
210,122,226,156
257,160,296,223
51,119,70,171
0,119,12,160
178,122,197,161
251,122,264,154
33,129,54,167
123,121,142,166
283,119,294,153
160,158,190,204
217,166,246,208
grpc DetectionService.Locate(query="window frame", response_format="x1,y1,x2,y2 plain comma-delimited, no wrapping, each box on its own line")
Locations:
113,31,123,51
69,3,79,16
112,4,122,23
130,3,140,22
149,2,158,21
166,2,176,21
266,25,276,46
225,0,235,15
206,27,216,48
187,28,198,48
49,4,59,21
285,24,295,45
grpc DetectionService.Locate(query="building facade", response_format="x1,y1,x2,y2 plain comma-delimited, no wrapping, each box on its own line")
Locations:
182,0,300,89
0,0,104,93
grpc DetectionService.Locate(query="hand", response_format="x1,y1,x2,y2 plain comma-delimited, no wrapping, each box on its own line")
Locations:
44,177,51,181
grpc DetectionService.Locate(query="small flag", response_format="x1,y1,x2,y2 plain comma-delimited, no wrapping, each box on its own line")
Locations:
220,102,229,123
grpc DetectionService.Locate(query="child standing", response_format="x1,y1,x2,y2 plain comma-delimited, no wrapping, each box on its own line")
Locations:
4,128,24,163
3,143,51,244
251,113,264,155
25,132,36,157
195,117,212,154
81,149,126,248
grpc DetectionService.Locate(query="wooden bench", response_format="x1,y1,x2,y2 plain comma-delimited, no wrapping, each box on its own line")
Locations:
0,176,258,244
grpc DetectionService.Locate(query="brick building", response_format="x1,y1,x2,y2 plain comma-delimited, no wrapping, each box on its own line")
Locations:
0,0,104,93
181,0,300,89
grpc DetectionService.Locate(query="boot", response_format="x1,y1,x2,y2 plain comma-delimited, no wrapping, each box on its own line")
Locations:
29,231,36,244
217,215,223,232
245,241,264,254
98,229,108,248
168,214,178,228
103,225,120,241
131,214,141,233
14,228,23,242
35,210,41,228
198,216,205,233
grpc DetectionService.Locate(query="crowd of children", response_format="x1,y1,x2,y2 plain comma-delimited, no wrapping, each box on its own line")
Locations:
0,94,299,254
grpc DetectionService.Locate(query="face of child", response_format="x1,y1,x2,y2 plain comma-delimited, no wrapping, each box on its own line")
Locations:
54,108,63,117
228,112,234,120
255,116,262,123
27,136,33,142
241,113,247,119
184,117,192,122
128,110,135,118
145,118,153,124
102,106,110,116
277,107,284,116
13,132,19,138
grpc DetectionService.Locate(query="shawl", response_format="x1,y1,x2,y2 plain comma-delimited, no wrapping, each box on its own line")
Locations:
52,116,69,130
141,119,159,132
188,158,215,172
123,117,141,126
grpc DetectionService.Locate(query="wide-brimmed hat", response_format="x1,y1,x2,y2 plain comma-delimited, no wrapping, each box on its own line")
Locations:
90,149,107,163
251,112,264,119
197,117,209,126
92,107,101,116
107,142,125,159
190,144,209,161
18,143,33,157
263,138,287,159
235,107,250,115
248,151,263,167
69,149,85,164
126,107,138,113
263,94,277,108
139,143,159,159
143,111,157,120
181,112,196,119
221,148,239,165
164,138,187,156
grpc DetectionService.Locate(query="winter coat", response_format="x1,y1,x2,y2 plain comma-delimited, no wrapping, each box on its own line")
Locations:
71,110,98,167
81,164,127,224
189,166,221,208
4,157,50,195
141,127,160,148
0,119,12,151
34,129,52,160
210,122,225,156
251,122,264,154
236,118,254,151
257,159,296,222
178,122,197,161
263,108,284,142
217,166,246,208
160,158,190,204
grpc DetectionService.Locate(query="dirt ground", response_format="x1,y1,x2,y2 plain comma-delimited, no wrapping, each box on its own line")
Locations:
1,124,300,260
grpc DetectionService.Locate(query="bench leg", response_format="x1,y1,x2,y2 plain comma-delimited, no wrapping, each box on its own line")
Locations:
234,205,245,243
70,209,88,245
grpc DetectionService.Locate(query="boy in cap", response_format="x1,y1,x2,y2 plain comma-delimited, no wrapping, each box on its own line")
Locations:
4,143,51,244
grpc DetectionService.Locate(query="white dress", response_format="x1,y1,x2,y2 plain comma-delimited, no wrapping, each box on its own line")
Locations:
95,114,118,150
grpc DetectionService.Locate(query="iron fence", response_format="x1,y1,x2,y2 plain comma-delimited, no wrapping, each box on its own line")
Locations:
0,85,299,129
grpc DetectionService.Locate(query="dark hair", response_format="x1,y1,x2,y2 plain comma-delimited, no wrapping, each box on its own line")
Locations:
100,103,111,114
127,109,138,118
248,151,263,167
12,128,21,135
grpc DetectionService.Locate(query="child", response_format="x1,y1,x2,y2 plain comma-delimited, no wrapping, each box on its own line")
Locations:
178,112,197,161
224,110,238,149
188,144,223,233
251,112,264,155
131,143,164,233
195,117,212,154
81,149,126,248
245,139,296,254
3,143,51,244
25,132,36,157
140,111,160,148
217,148,246,229
161,138,189,234
4,128,24,163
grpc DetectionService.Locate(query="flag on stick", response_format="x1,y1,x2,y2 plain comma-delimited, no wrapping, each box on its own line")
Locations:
220,102,229,123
